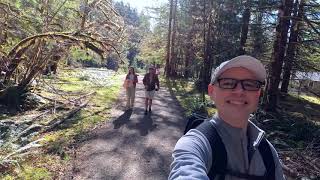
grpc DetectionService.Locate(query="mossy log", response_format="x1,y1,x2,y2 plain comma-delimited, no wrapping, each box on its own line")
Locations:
0,85,25,112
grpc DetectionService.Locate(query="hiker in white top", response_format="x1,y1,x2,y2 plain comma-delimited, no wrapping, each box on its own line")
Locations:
124,67,138,110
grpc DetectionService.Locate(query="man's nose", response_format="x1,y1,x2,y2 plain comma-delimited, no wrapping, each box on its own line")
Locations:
232,82,245,92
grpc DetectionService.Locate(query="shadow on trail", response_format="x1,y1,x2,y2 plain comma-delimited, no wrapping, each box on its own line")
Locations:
113,109,133,129
132,114,158,136
69,76,188,180
112,108,158,136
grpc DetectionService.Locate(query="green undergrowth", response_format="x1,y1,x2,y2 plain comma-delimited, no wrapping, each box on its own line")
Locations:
260,93,320,149
0,68,124,179
163,77,217,117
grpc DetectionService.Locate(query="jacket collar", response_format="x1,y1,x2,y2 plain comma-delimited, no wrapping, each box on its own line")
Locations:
213,114,265,149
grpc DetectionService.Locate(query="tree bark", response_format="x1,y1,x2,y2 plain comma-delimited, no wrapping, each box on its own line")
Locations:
202,0,214,95
239,1,251,55
252,9,264,58
281,0,303,93
169,0,178,77
165,0,174,77
265,0,294,111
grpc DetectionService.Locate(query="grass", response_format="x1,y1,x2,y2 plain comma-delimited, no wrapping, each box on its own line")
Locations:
0,68,124,179
162,77,217,117
300,94,320,105
2,166,51,180
280,93,320,122
254,92,320,152
40,68,123,140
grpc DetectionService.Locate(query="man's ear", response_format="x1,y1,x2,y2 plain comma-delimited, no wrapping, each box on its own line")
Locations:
208,84,214,96
257,89,262,97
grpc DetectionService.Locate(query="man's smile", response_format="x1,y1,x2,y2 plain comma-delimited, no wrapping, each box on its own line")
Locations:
226,100,248,105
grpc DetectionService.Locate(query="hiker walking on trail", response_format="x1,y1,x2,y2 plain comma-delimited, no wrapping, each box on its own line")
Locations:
169,55,285,180
124,67,138,110
143,66,160,115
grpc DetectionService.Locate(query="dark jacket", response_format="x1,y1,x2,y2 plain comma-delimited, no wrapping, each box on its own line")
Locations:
143,73,159,91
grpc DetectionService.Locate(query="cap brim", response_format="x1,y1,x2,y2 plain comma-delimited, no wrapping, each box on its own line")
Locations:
213,55,266,82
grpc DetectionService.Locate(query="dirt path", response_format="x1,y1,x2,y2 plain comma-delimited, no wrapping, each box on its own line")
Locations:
66,75,186,180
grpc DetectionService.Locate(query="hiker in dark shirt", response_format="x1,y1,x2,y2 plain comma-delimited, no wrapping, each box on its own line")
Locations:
169,55,285,180
143,66,159,115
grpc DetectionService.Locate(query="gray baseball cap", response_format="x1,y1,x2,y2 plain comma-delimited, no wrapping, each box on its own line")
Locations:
210,55,267,83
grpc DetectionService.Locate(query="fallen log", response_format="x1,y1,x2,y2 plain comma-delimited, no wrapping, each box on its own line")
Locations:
44,101,89,133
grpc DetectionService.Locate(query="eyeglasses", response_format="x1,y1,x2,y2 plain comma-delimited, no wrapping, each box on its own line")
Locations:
215,78,264,91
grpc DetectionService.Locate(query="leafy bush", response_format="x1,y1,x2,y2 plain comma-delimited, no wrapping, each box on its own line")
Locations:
189,97,208,116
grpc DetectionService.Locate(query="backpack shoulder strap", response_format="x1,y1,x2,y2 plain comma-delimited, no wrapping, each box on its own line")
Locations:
196,121,227,180
258,138,276,180
183,113,207,134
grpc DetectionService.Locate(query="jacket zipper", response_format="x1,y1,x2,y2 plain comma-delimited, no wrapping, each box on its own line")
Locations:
241,137,249,173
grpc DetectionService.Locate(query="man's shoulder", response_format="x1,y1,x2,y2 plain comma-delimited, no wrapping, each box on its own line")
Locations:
175,129,212,159
143,73,149,78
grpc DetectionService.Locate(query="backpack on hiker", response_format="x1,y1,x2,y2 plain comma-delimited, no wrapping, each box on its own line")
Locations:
184,114,275,180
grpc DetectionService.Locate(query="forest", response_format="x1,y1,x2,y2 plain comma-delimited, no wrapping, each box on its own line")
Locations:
0,0,319,179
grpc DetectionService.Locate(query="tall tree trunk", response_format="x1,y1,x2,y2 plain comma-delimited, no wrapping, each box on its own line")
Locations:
203,0,214,85
169,0,178,76
208,0,215,81
252,10,264,58
201,0,208,102
0,6,9,45
165,0,174,77
239,0,251,55
281,0,303,93
265,0,294,111
184,30,193,78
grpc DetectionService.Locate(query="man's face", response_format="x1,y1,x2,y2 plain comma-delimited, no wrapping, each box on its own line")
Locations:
149,68,155,74
209,67,261,119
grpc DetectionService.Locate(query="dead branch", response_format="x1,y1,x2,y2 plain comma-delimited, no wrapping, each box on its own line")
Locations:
36,93,65,106
73,32,122,60
39,77,96,104
303,15,320,36
70,91,96,105
298,152,320,172
282,163,299,178
5,32,117,82
95,0,120,17
31,110,51,121
47,0,68,25
3,138,44,160
44,101,89,133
